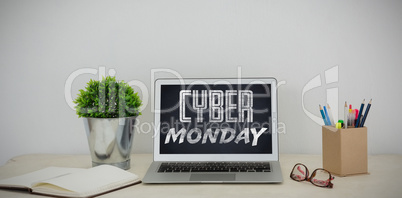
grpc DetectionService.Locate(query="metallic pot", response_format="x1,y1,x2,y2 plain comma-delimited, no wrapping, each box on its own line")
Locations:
83,117,137,170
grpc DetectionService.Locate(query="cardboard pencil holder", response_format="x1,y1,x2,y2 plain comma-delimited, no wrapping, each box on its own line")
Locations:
322,125,368,177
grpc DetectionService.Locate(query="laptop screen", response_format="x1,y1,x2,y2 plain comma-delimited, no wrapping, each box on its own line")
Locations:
154,78,278,161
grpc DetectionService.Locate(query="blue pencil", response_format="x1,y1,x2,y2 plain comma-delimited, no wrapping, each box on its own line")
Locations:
319,105,328,125
360,99,372,127
323,105,331,125
355,99,365,128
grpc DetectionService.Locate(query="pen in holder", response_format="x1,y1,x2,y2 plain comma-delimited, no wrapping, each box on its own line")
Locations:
322,125,368,176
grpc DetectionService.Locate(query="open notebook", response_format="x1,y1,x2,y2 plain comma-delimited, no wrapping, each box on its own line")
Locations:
0,165,141,198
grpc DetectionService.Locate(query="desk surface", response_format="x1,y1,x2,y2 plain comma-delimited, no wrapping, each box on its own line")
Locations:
0,154,401,198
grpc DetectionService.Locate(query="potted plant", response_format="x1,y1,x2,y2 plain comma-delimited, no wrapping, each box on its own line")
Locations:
74,76,142,170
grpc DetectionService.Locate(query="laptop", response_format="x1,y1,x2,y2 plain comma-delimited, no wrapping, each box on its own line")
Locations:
143,78,283,183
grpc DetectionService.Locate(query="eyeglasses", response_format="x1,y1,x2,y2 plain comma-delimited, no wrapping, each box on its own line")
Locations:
290,163,334,188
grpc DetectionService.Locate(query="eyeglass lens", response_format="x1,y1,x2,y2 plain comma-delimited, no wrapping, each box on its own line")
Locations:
311,169,331,187
291,164,307,181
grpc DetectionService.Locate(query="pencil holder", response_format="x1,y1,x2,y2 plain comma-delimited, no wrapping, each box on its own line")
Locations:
322,126,368,176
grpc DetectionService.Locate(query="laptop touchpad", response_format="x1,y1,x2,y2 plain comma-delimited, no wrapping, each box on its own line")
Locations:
190,174,236,181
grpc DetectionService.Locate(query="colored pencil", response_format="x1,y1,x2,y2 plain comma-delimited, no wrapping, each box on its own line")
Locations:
355,99,365,128
360,99,372,127
319,105,328,125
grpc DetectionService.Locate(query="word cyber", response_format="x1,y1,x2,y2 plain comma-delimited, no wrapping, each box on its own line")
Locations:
164,90,269,146
179,90,253,123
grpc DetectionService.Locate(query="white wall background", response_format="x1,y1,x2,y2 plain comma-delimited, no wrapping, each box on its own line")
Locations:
1,0,401,165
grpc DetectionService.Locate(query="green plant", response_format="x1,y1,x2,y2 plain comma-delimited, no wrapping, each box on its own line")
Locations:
74,76,142,118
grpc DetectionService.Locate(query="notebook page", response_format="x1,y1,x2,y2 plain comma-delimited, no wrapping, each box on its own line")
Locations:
31,165,139,197
0,167,84,189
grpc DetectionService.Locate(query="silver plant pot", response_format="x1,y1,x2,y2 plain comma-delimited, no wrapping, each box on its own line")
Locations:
83,117,137,170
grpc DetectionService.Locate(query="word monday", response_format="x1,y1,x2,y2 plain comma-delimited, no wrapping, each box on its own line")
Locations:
164,127,267,146
179,90,253,123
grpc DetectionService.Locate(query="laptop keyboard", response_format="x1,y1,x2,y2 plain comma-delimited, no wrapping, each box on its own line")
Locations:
158,162,271,173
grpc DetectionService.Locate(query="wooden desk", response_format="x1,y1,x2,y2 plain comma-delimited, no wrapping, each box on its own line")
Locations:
0,154,401,197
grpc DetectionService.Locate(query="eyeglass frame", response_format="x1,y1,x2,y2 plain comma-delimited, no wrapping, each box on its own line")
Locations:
290,163,334,188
